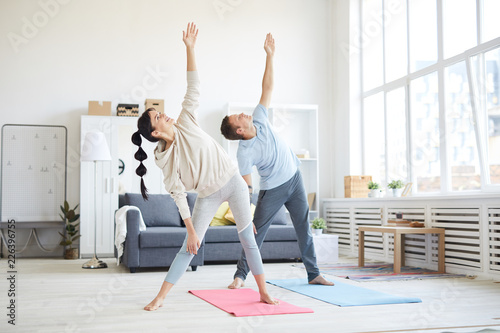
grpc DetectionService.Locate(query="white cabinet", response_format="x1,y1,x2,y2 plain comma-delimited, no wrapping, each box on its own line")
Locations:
224,103,320,219
80,116,163,257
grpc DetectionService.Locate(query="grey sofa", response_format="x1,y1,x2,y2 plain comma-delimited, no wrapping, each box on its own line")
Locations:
119,192,300,273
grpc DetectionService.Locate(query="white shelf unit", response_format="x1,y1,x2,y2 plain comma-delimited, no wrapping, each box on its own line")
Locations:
225,103,320,220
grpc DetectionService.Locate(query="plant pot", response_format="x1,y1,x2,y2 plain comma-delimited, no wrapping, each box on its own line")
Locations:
64,248,79,260
392,188,403,197
369,189,382,198
312,228,323,236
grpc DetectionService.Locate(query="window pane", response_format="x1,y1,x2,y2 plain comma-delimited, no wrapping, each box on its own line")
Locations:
483,0,500,43
409,0,437,72
362,0,384,91
363,93,386,185
384,0,407,82
445,61,481,190
484,48,500,184
410,72,441,192
386,87,408,184
443,0,477,59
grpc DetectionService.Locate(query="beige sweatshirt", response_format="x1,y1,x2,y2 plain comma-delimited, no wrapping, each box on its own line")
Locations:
154,71,238,220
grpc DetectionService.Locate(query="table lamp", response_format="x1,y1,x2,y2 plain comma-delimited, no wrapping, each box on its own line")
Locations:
81,131,112,269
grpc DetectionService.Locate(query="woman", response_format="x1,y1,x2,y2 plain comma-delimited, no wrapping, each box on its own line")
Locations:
131,23,278,311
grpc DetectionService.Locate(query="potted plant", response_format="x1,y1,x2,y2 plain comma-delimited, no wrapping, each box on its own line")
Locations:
311,217,327,236
58,201,81,259
387,180,405,197
367,181,382,198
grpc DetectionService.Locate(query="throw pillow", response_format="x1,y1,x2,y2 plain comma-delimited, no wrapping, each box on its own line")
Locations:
125,193,182,227
271,206,288,225
210,202,234,226
224,204,256,223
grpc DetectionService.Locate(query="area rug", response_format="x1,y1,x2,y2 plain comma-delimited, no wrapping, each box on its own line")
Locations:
266,278,421,307
307,263,468,282
188,288,313,317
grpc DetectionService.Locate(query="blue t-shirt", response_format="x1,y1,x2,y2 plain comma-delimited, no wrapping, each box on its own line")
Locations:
237,104,300,190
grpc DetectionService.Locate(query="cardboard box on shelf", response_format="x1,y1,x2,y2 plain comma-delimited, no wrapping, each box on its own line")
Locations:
145,99,164,114
88,101,112,116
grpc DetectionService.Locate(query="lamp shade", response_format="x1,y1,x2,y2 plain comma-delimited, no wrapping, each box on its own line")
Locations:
81,131,112,161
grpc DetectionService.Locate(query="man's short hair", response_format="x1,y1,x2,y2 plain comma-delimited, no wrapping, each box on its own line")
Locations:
220,115,243,140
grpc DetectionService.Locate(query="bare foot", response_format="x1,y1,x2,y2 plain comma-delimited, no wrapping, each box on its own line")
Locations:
309,275,335,286
144,297,164,311
228,277,245,289
260,293,280,305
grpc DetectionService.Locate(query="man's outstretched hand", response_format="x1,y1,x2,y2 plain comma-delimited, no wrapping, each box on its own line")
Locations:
264,33,275,56
183,22,198,48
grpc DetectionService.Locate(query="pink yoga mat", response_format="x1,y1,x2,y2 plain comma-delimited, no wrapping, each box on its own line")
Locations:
188,288,314,317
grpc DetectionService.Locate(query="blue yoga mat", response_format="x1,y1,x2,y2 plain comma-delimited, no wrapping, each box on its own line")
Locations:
266,278,421,307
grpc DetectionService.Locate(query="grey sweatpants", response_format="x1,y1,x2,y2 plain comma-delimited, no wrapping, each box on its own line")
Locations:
233,169,320,282
164,174,264,284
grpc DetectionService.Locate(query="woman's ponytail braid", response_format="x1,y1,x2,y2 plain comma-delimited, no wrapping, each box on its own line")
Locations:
131,108,159,200
131,131,149,200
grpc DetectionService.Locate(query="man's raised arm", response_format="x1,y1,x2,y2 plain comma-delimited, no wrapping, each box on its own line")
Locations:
259,33,275,109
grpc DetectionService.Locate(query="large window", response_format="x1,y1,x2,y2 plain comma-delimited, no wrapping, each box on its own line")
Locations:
361,0,500,195
410,72,441,192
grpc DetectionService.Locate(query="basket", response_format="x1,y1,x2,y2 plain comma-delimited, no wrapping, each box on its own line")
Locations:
344,175,372,198
117,104,139,117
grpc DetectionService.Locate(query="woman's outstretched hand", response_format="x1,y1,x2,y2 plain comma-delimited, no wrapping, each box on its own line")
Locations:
264,33,275,56
183,22,198,49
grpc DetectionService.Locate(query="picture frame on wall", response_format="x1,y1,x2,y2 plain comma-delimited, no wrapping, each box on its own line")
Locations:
401,183,413,197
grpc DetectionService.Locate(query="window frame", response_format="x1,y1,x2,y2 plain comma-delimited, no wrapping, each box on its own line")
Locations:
360,0,500,195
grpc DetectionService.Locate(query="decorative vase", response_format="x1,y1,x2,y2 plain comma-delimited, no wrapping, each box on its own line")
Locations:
313,228,323,236
64,248,79,260
392,188,403,197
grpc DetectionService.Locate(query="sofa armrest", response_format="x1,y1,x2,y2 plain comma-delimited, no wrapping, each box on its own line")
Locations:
123,209,142,268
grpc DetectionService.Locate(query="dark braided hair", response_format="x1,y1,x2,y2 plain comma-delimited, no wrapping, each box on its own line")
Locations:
131,108,159,200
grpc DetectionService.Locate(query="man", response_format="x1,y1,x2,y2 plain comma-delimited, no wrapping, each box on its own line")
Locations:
220,33,333,288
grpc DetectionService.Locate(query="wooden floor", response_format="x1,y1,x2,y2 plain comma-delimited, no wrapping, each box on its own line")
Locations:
2,257,500,333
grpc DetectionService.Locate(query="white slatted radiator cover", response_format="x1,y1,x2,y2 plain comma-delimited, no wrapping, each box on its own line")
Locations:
323,196,500,277
431,207,482,270
489,208,500,272
354,208,383,257
324,207,351,251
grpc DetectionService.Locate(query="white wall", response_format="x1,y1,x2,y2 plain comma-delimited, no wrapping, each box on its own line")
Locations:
0,0,333,255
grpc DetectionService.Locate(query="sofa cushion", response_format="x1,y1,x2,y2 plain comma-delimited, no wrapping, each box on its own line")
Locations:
204,225,239,243
139,227,186,248
210,202,234,226
185,192,198,226
264,225,298,241
204,225,297,243
125,193,182,227
250,193,288,225
271,206,288,225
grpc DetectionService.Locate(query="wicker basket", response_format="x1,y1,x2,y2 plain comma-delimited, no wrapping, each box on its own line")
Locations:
344,175,372,198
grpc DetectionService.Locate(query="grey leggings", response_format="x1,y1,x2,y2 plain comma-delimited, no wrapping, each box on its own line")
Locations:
164,174,264,284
